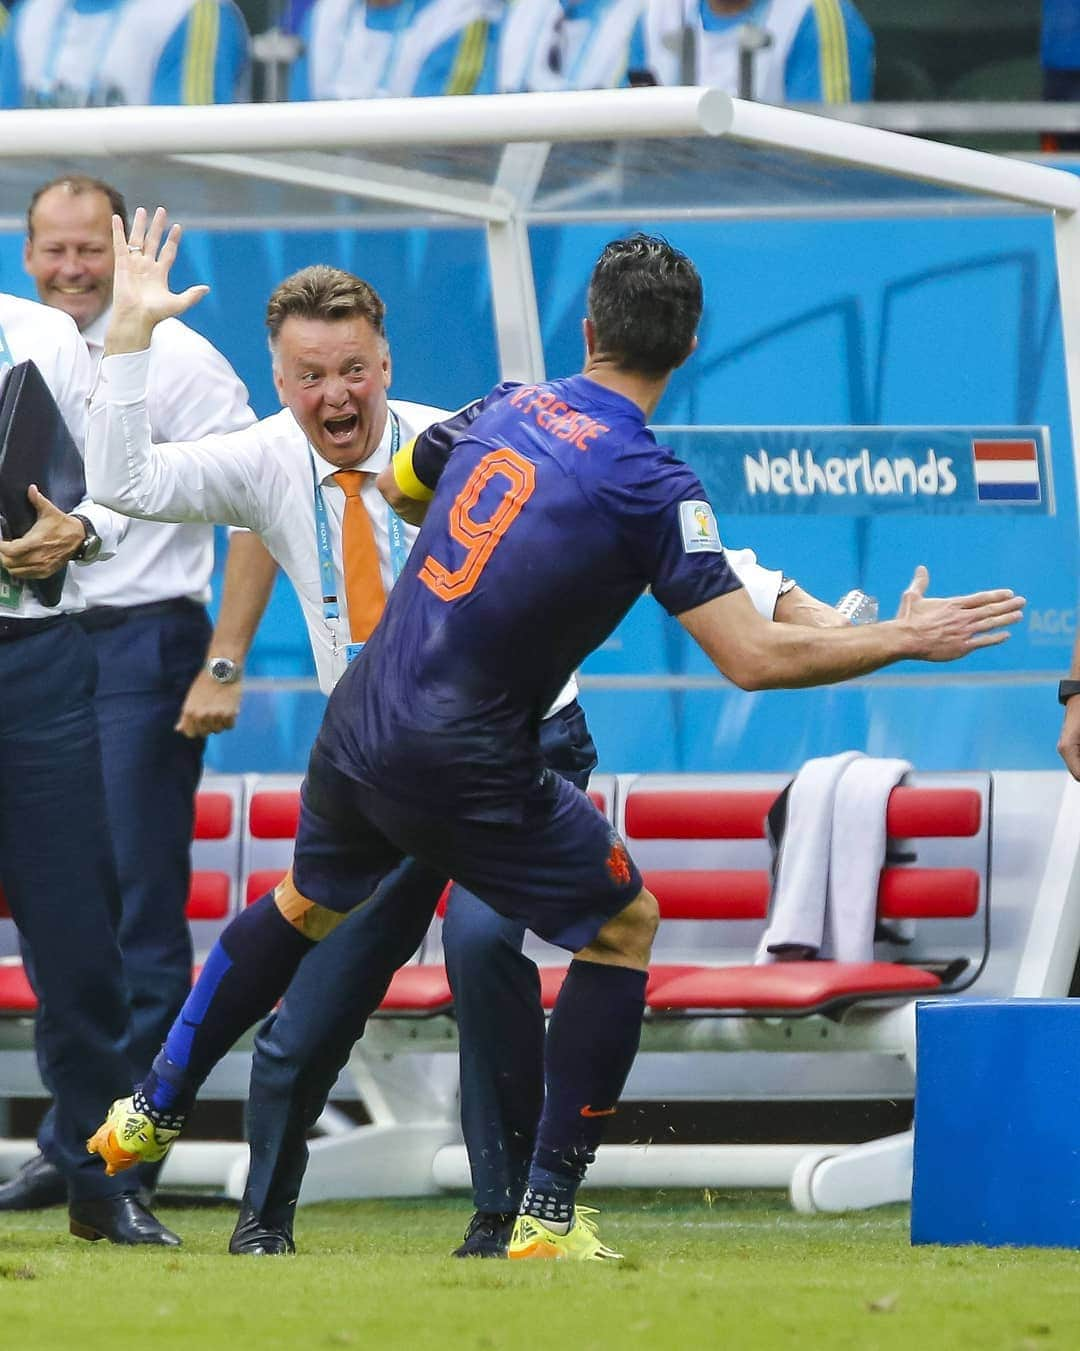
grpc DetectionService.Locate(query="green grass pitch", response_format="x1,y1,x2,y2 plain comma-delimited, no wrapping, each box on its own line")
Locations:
1,1190,1078,1351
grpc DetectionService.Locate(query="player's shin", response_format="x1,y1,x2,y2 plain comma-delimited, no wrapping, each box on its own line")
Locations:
88,890,320,1172
519,959,646,1234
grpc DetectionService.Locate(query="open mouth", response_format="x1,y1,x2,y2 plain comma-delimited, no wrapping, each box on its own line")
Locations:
55,285,95,296
323,413,359,443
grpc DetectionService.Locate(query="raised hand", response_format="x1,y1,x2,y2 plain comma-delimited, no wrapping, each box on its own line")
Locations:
104,207,209,356
895,565,1025,661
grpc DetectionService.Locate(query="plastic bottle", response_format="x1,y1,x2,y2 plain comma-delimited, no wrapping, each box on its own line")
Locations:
835,589,879,624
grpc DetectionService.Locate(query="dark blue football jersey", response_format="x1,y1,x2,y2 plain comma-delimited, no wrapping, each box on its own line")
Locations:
319,375,743,821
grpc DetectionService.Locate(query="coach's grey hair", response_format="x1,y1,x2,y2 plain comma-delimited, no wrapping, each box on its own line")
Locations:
266,265,387,367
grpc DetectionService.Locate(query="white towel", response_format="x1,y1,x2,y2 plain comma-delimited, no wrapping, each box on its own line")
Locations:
755,751,863,964
824,757,912,962
755,752,911,965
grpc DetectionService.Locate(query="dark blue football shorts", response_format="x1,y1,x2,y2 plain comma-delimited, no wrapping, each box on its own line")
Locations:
291,741,643,953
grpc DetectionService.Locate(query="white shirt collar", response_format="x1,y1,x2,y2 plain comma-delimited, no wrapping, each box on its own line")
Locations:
309,402,397,486
80,306,112,354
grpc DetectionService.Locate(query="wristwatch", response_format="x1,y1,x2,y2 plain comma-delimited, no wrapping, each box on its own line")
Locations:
1058,679,1080,706
70,513,102,564
206,657,242,685
776,576,797,597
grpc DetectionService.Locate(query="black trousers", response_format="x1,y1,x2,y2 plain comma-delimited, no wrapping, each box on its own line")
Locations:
0,619,132,1198
242,700,598,1226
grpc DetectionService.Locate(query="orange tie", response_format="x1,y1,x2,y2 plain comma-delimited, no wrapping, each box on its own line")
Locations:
332,470,386,642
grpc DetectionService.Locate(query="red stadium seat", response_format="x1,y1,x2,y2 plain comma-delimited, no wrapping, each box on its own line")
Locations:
626,789,778,840
643,869,771,920
537,962,699,1010
376,965,454,1014
0,961,35,1013
648,961,942,1015
624,784,981,842
0,777,248,1017
618,773,990,1017
186,872,232,921
242,779,303,916
193,791,234,840
249,790,301,839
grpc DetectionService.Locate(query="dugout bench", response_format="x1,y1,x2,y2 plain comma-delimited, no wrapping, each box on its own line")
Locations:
0,767,1073,1212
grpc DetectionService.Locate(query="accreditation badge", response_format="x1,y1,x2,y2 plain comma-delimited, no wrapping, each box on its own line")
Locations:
0,563,23,610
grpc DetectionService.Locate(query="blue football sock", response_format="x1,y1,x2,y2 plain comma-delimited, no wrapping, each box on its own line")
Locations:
141,892,315,1122
523,959,646,1220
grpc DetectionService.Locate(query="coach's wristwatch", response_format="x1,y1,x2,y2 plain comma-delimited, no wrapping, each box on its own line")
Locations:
1058,679,1080,706
71,514,102,564
206,657,242,685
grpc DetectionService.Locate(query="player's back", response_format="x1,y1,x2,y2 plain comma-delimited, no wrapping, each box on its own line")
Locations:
321,374,737,820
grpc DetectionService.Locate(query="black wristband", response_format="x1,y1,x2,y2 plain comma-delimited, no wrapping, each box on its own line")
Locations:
1058,679,1080,706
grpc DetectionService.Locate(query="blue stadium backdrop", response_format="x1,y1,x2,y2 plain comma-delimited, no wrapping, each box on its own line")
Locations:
0,210,1073,776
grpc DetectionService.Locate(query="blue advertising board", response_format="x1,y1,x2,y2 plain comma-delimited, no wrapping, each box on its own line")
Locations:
1,207,1073,775
658,426,1054,516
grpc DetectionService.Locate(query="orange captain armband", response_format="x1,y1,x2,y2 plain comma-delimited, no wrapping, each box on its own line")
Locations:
392,438,435,503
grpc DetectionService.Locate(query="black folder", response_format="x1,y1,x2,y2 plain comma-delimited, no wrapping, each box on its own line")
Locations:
0,359,87,608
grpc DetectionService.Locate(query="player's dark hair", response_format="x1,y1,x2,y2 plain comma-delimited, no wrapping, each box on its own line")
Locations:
27,175,129,235
587,234,702,377
266,265,387,347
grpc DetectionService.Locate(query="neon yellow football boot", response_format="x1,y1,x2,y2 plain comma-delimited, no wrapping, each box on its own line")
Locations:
86,1097,179,1176
508,1205,623,1261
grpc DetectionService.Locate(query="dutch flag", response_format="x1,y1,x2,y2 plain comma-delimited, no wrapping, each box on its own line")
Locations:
972,439,1041,503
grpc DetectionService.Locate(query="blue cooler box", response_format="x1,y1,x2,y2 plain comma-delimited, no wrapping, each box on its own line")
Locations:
912,999,1080,1248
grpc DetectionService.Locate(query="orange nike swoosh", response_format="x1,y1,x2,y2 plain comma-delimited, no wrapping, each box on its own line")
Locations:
580,1105,617,1118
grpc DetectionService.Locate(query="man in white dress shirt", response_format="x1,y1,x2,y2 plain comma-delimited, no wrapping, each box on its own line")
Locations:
0,291,182,1244
0,176,277,1214
85,230,844,1256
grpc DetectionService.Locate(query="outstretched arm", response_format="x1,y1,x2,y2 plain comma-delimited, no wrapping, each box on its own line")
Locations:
1058,628,1080,779
681,565,1024,691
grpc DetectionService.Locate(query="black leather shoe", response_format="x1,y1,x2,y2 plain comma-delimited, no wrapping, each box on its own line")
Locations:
0,1153,67,1211
451,1210,515,1258
229,1205,295,1256
69,1193,181,1246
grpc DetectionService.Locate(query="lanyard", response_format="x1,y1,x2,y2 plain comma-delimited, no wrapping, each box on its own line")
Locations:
311,409,406,632
0,320,14,371
43,2,128,103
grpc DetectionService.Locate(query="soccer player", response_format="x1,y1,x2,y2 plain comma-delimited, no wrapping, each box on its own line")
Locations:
85,212,1024,1260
